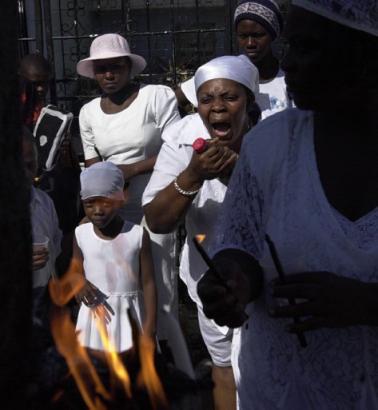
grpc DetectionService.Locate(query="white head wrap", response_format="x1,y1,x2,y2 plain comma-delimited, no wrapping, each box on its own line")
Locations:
80,162,125,201
194,55,260,96
180,77,198,107
292,0,378,37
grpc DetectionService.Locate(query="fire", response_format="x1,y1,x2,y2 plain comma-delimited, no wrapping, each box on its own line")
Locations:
137,334,168,409
49,256,168,408
49,258,85,306
94,309,132,398
195,234,206,244
51,308,110,410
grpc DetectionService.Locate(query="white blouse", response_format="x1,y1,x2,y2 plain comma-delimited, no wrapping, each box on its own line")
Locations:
256,69,293,120
214,108,378,409
79,84,180,222
142,113,228,307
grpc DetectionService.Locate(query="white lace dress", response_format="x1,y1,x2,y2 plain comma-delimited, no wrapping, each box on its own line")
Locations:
214,109,378,409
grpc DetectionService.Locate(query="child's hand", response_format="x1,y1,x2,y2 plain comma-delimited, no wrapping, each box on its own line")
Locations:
75,279,98,306
92,304,114,325
76,280,115,320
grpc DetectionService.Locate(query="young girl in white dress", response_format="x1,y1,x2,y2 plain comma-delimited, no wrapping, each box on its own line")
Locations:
74,161,156,352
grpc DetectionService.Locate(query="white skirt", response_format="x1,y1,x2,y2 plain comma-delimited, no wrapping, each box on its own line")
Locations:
76,291,144,352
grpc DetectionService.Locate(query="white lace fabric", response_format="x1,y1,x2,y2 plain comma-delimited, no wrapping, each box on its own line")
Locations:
214,109,378,409
292,0,378,37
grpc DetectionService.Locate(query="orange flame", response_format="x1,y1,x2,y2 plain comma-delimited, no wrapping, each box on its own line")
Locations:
195,234,206,244
50,308,110,410
49,258,85,306
50,256,168,408
137,334,168,409
94,309,132,398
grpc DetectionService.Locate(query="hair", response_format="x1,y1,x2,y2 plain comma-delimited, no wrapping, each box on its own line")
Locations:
19,53,51,77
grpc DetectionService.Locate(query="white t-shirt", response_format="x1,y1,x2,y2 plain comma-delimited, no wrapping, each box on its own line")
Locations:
256,69,293,120
75,221,144,352
79,84,180,222
31,186,62,288
215,108,378,409
142,113,228,306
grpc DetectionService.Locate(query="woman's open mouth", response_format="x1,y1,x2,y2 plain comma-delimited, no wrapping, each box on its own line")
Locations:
211,122,232,139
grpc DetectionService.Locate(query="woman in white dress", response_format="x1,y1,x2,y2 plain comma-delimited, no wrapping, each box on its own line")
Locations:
77,34,180,353
143,55,260,410
198,2,378,409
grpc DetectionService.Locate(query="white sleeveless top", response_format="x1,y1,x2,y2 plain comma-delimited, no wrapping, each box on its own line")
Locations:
75,221,144,352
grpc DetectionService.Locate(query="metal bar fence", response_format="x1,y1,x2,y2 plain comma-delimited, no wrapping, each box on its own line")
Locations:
18,0,238,117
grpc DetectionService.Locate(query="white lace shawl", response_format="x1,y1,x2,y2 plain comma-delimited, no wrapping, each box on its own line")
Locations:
214,109,378,409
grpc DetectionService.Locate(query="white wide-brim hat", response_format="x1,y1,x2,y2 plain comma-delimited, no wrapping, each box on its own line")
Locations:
77,33,147,79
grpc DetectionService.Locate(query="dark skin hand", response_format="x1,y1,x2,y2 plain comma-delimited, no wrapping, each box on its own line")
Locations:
144,138,238,233
197,249,263,328
198,251,378,334
32,247,49,271
75,278,115,324
186,137,238,181
270,272,378,333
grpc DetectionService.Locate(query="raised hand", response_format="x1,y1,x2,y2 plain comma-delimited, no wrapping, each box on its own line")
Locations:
186,138,238,182
197,250,263,328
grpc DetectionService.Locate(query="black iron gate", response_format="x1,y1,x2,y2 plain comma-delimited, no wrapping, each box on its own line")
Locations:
18,0,238,116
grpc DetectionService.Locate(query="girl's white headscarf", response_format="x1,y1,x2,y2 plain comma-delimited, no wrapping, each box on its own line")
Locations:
194,55,259,95
292,0,378,37
80,162,125,201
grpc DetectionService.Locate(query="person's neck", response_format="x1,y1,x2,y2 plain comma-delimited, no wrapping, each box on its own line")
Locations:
105,83,138,106
256,53,279,82
94,215,124,240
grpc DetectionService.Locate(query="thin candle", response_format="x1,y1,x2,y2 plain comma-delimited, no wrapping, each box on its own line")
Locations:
193,235,220,277
193,235,249,324
265,234,308,348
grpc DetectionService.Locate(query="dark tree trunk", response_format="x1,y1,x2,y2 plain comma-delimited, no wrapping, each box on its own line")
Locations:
0,1,32,408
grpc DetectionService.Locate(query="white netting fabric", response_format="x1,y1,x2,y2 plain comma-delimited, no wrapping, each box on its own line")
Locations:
292,0,378,37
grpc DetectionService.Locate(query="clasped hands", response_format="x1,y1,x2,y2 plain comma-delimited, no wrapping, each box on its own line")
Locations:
198,261,376,332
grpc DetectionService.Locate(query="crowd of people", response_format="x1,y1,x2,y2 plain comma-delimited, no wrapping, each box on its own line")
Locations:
21,0,378,409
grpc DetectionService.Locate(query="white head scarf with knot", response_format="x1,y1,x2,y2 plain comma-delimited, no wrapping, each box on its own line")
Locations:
80,162,125,201
194,55,260,96
292,0,378,37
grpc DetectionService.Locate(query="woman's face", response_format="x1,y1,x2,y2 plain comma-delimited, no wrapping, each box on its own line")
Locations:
282,6,360,111
93,57,131,94
236,19,273,64
197,79,249,148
